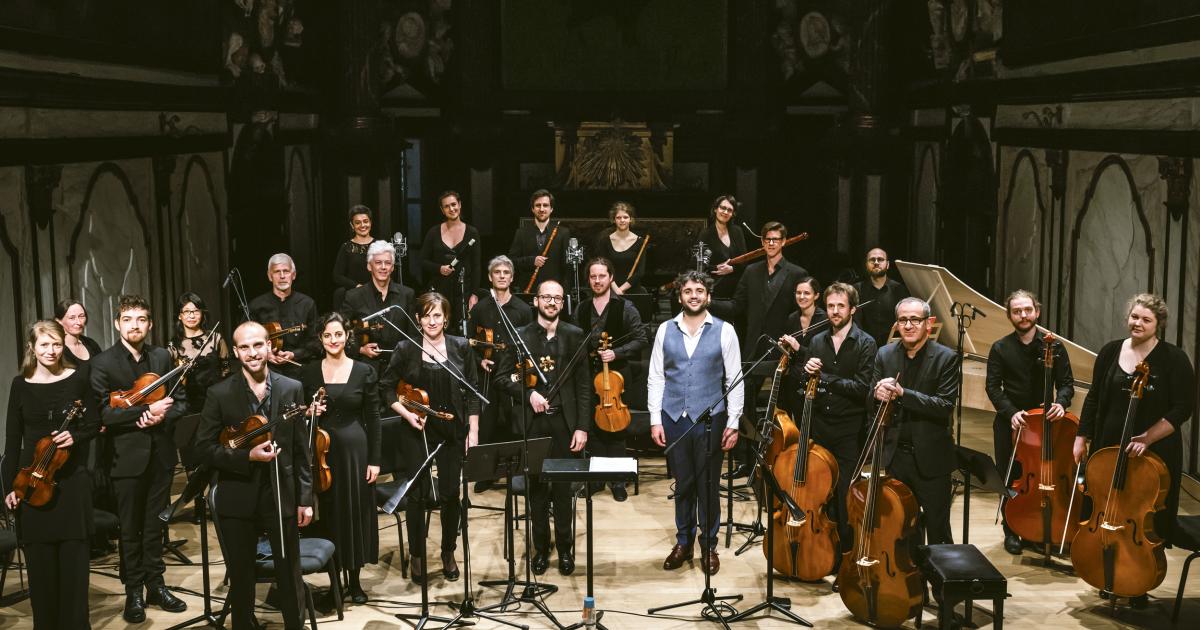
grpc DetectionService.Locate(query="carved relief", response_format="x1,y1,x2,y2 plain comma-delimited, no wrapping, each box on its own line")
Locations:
771,2,852,84
378,0,455,95
553,121,674,191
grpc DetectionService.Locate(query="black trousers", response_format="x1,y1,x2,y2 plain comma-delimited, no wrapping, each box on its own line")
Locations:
813,414,862,553
889,445,954,547
403,420,464,559
112,461,173,589
24,539,91,630
992,415,1019,537
215,507,305,630
526,413,574,556
478,390,515,446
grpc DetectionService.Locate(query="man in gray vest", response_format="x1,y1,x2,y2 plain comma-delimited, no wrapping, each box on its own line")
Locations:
649,271,743,575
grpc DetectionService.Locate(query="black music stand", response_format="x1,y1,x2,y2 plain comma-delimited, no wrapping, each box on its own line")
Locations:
165,414,221,630
954,446,1007,546
542,457,640,630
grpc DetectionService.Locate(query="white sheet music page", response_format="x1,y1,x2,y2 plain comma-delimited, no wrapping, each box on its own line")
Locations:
589,457,637,474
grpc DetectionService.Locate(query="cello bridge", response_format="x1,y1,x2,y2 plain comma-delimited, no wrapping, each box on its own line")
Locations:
1100,521,1124,532
1038,483,1055,491
786,515,807,527
856,557,879,568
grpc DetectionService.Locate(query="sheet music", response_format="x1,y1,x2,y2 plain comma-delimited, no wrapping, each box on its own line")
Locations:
589,457,637,474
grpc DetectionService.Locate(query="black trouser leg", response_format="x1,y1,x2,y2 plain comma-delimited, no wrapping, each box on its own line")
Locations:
217,510,306,630
113,462,172,590
814,416,862,554
890,448,954,547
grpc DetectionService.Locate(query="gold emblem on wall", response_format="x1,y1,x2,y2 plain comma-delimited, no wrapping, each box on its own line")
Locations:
553,120,675,190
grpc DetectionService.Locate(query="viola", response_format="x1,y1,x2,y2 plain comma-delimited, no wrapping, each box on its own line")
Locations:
839,383,922,628
470,326,507,359
767,372,839,581
218,402,309,450
307,388,331,494
592,332,631,432
394,379,454,422
264,321,307,353
1070,361,1168,599
1003,333,1082,557
109,361,190,408
13,401,85,507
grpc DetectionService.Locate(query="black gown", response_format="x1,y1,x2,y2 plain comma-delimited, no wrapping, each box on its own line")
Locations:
418,224,482,327
698,223,748,298
300,361,381,570
63,335,102,366
594,231,652,319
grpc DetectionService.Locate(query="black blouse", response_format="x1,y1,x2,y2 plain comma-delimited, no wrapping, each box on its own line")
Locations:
63,335,102,366
300,360,382,466
418,224,482,300
699,223,748,298
594,230,649,290
1079,338,1195,449
333,240,373,291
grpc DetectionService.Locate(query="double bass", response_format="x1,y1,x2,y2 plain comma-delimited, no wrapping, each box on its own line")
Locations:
768,372,839,580
12,401,85,507
592,332,631,432
761,350,799,468
1002,333,1082,558
839,382,922,628
1070,361,1168,599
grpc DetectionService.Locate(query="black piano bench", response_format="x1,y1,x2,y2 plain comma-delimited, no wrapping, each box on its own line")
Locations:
916,544,1009,629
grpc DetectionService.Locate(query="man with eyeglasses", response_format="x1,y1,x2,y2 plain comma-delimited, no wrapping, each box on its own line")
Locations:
495,280,590,576
985,290,1074,555
854,247,910,347
871,297,959,547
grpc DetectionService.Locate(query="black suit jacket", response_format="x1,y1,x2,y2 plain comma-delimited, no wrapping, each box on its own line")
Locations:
495,320,591,435
508,222,572,291
872,339,959,477
380,335,482,438
725,258,809,358
91,342,186,478
193,371,312,519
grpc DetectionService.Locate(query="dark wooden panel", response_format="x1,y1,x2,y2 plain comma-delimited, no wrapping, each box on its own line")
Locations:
994,129,1200,159
1002,1,1200,67
1,135,229,167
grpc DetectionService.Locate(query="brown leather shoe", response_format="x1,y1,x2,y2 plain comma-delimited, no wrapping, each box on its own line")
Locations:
701,549,720,575
662,544,694,570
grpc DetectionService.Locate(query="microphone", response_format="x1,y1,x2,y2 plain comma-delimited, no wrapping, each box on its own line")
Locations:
362,304,397,322
969,303,987,318
222,268,237,289
741,222,761,238
392,232,408,258
566,237,584,265
449,238,477,269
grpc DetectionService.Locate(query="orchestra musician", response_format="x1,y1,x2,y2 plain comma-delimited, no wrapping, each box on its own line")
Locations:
193,321,312,630
1072,294,1195,561
54,299,101,365
573,257,648,502
853,247,911,347
649,271,743,576
495,280,590,576
299,312,381,604
169,292,230,415
331,205,377,310
418,191,481,331
248,253,320,379
4,320,101,630
780,276,829,415
90,294,188,622
466,255,533,492
508,189,572,293
800,282,877,558
340,240,415,372
593,201,652,319
986,289,1074,555
380,292,480,584
871,296,959,547
698,195,747,299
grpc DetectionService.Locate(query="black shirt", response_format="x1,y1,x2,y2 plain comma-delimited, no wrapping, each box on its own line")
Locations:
340,281,416,362
698,224,747,298
853,277,911,346
508,221,573,292
467,291,534,355
985,331,1074,423
247,290,320,364
805,323,877,419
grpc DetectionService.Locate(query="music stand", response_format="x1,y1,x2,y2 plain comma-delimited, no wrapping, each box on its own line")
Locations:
542,457,639,630
954,446,1007,545
165,414,221,630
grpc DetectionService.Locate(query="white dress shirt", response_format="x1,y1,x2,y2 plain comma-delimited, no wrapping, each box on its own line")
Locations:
647,311,743,429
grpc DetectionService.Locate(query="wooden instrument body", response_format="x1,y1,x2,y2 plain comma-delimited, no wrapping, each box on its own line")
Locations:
1070,445,1168,597
350,320,383,347
313,427,332,493
472,326,506,361
763,353,799,466
769,438,839,580
395,379,454,422
593,332,631,432
109,372,166,408
524,223,559,293
514,357,539,388
220,414,273,450
264,321,305,352
1005,408,1082,547
838,476,923,628
13,436,71,507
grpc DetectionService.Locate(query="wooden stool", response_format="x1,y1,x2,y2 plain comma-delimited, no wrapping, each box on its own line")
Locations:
917,544,1008,629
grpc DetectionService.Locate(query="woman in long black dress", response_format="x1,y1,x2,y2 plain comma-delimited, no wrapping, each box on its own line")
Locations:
3,320,101,630
1073,293,1195,593
418,191,481,334
332,205,377,309
594,201,652,319
381,292,480,583
699,195,748,299
54,299,101,365
300,312,380,604
169,292,230,415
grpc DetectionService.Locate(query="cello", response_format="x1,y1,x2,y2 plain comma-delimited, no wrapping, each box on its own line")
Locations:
12,401,85,507
761,350,799,468
839,381,922,628
1002,333,1082,558
592,332,631,432
767,371,839,581
1070,361,1168,600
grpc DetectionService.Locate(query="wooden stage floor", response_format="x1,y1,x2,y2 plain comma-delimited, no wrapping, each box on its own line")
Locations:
2,407,1197,629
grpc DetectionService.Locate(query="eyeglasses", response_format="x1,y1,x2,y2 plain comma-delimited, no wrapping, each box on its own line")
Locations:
180,309,201,316
537,295,564,304
763,237,784,243
897,317,928,328
868,257,887,263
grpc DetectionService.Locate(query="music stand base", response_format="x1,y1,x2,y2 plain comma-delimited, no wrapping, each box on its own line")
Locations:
394,612,473,630
165,612,224,630
446,597,529,630
727,595,812,626
476,580,563,629
649,588,743,630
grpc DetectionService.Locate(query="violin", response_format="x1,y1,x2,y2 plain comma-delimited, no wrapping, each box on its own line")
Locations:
592,332,631,432
109,361,190,408
307,388,331,494
349,319,384,347
12,401,85,507
394,379,454,422
218,402,309,450
767,372,839,581
263,321,306,353
839,382,922,628
1070,361,1168,599
1002,333,1082,557
470,326,507,359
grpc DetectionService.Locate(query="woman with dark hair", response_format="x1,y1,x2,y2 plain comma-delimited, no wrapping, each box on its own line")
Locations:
54,299,101,365
332,205,377,308
168,292,229,413
3,320,101,629
418,191,482,333
698,195,748,298
380,292,480,583
299,312,380,604
781,277,828,353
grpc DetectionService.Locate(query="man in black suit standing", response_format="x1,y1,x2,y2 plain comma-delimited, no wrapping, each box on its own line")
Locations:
341,239,415,374
194,321,313,630
872,297,959,547
496,279,590,576
508,189,572,294
91,294,188,622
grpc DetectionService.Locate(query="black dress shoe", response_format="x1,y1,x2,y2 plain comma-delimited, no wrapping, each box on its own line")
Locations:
474,480,495,493
558,553,575,576
611,483,628,502
348,584,369,604
721,463,752,480
123,591,147,623
147,584,188,613
1003,533,1023,555
532,552,549,575
442,553,460,581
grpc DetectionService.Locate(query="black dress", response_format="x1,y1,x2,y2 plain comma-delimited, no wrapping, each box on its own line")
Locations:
594,231,652,320
300,361,381,570
63,335,101,366
2,368,101,630
698,223,748,298
419,224,481,316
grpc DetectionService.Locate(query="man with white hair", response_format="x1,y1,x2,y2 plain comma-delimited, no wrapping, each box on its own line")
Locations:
248,253,319,379
340,240,415,372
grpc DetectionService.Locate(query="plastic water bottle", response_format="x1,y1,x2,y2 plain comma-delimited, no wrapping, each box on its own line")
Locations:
582,596,597,628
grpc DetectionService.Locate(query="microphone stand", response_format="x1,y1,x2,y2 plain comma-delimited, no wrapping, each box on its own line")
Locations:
227,268,252,323
948,302,979,446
